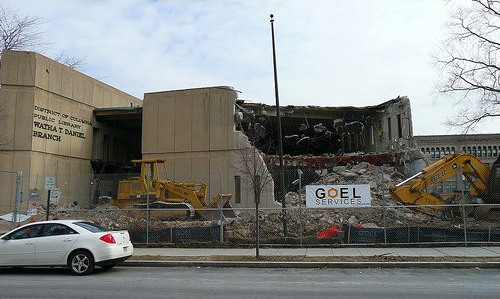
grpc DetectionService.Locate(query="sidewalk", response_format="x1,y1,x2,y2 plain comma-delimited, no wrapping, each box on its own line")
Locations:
133,246,500,258
125,246,500,269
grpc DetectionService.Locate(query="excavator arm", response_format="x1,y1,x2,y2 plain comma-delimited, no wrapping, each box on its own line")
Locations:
389,154,492,215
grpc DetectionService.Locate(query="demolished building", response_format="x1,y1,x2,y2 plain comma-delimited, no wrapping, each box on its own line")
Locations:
0,50,421,214
141,88,419,209
237,96,414,157
233,96,420,198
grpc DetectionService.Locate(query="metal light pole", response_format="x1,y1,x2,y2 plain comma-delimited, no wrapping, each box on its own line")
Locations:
461,165,467,246
12,171,22,229
220,171,224,243
381,166,387,244
297,169,303,247
254,175,261,258
270,14,288,238
146,173,150,246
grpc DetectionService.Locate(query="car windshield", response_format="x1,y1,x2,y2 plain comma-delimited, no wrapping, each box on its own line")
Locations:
74,221,109,233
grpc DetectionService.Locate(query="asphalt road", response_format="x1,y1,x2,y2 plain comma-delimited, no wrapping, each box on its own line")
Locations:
0,267,499,299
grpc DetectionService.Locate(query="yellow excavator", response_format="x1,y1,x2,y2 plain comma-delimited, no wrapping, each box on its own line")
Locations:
110,159,235,220
389,154,500,219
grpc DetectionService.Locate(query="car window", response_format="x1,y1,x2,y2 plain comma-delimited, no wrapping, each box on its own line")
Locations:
7,224,43,240
42,224,77,237
74,221,109,233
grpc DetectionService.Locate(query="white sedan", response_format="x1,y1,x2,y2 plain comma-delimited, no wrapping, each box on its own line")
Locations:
0,220,133,275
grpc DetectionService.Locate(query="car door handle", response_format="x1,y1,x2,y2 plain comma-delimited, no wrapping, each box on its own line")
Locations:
25,242,35,245
63,238,73,242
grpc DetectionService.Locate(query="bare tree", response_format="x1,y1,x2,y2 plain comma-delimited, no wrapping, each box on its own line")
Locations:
233,120,275,203
232,114,277,257
434,0,500,132
53,51,86,70
0,6,46,54
0,6,85,69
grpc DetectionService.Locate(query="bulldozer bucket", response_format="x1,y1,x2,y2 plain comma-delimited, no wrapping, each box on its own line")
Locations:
201,194,236,220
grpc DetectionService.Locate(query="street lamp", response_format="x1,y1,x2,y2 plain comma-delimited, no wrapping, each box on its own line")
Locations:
270,14,288,238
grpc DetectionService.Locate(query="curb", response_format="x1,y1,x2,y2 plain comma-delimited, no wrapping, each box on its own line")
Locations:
123,260,500,269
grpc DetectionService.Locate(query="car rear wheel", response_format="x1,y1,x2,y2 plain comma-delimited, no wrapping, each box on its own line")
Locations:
68,250,95,276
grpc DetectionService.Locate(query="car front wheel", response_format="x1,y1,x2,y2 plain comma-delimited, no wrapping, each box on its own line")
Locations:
68,250,95,276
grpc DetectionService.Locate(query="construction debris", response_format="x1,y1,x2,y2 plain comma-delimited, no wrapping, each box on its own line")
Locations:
1,158,497,243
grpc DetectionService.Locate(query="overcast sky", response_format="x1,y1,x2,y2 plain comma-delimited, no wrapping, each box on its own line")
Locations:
4,0,499,135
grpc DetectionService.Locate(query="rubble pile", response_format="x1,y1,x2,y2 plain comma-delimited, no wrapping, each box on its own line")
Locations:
224,162,433,241
62,204,219,231
75,160,435,239
0,203,219,235
1,161,494,242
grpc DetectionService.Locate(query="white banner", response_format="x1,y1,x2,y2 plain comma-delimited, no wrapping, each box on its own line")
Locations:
306,184,371,208
0,213,31,223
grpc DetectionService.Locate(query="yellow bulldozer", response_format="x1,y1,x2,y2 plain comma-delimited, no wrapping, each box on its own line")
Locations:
110,159,235,220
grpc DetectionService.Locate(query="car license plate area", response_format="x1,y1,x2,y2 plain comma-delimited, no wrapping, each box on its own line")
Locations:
113,233,126,244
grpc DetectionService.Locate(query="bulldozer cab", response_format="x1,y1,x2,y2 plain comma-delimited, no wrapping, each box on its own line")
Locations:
132,159,168,189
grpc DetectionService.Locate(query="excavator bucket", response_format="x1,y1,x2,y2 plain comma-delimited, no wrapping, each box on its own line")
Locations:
472,206,500,221
201,194,236,220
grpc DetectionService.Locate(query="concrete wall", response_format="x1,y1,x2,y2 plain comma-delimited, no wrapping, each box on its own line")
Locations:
142,87,277,208
369,97,413,153
0,50,142,213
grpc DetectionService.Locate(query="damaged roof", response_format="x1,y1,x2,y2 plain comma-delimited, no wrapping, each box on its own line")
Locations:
235,96,411,156
237,96,410,116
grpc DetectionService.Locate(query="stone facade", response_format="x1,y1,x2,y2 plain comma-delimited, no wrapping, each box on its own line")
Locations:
142,87,277,209
415,133,500,166
0,50,141,213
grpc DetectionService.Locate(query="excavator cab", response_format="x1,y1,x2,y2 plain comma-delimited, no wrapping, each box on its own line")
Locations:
486,156,500,203
473,156,500,220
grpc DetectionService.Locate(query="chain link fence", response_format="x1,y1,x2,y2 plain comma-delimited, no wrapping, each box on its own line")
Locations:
0,170,23,230
0,171,16,214
1,164,499,247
